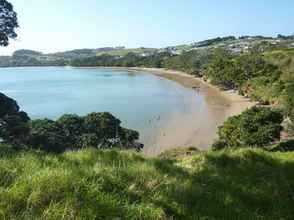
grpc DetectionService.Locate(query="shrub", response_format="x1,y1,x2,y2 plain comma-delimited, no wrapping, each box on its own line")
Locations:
28,113,140,153
211,140,228,151
271,140,294,152
28,119,67,152
0,93,30,145
283,81,294,122
216,107,283,148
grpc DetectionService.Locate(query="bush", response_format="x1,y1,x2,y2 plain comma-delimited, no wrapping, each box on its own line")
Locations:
28,113,141,153
0,93,141,153
211,140,228,151
216,107,283,148
28,119,67,152
0,93,30,145
283,81,294,122
271,140,294,152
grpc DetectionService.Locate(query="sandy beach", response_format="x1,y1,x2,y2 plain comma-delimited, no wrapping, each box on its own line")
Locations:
130,67,255,108
95,66,256,155
126,67,256,155
84,66,256,155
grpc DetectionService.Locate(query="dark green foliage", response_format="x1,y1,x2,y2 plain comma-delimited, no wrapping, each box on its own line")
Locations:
163,49,213,75
206,49,236,88
120,128,140,146
0,93,30,145
0,0,18,46
0,92,19,117
28,113,140,153
233,54,280,87
206,50,282,95
83,112,119,139
283,81,294,121
78,133,100,149
211,140,228,151
0,91,141,152
0,93,141,152
216,107,283,148
28,119,67,152
271,140,294,152
57,114,84,136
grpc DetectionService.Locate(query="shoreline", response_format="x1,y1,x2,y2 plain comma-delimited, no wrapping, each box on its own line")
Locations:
1,66,256,154
102,67,256,114
112,67,256,154
128,67,255,106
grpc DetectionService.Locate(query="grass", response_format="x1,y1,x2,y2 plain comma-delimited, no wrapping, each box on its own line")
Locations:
0,145,294,219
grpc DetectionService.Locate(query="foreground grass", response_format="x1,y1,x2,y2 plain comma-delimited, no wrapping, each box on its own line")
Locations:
0,145,294,219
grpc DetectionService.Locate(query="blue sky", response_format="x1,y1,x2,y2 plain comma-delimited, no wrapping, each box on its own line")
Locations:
1,0,293,55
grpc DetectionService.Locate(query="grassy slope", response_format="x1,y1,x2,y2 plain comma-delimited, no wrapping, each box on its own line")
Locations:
0,146,294,220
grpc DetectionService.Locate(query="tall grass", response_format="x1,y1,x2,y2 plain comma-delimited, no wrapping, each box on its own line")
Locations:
0,145,293,219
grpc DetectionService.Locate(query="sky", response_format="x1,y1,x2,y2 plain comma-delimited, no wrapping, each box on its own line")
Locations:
0,0,293,55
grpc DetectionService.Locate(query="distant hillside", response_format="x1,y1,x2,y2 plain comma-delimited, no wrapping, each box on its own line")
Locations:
96,47,160,57
1,35,294,67
0,47,127,67
171,35,294,54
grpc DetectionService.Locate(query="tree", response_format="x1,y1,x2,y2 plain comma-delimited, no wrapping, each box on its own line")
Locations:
215,107,283,149
0,3,28,146
28,119,67,152
84,112,120,140
0,92,19,117
206,49,235,89
57,114,84,148
27,112,141,153
77,133,100,149
0,93,30,145
0,0,18,46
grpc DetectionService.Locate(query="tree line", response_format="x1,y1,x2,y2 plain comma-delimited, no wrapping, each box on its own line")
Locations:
71,46,294,151
0,92,142,152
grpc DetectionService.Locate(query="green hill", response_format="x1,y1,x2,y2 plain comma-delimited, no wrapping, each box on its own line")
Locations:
0,145,293,219
96,47,159,57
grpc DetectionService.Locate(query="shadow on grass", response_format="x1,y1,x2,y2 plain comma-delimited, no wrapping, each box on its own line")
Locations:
151,150,294,220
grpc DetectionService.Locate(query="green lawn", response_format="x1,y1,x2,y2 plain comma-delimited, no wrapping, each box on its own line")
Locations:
0,145,294,219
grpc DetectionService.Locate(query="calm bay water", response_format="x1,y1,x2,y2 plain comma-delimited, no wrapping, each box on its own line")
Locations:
0,67,233,155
